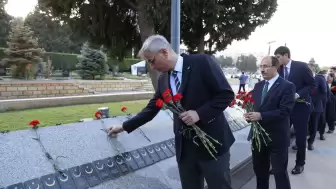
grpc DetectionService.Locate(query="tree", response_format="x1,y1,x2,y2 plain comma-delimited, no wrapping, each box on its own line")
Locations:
182,0,278,53
236,54,257,73
217,55,234,68
76,42,109,80
38,0,278,89
2,18,44,79
25,6,85,54
0,0,13,47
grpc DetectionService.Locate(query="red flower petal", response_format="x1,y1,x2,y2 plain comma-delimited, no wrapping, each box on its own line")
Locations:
164,96,172,103
162,89,172,99
29,120,40,127
95,111,103,119
155,98,164,108
121,106,127,112
172,93,183,102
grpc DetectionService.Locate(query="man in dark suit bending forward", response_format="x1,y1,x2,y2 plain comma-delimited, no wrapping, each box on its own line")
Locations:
107,35,235,189
245,56,295,189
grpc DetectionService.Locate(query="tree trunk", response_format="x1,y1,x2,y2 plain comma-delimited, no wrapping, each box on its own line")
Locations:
137,1,160,91
198,35,205,53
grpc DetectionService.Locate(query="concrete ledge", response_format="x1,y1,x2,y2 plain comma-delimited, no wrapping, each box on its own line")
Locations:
0,91,154,111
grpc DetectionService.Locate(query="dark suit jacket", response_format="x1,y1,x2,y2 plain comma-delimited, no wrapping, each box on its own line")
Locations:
252,77,296,148
122,53,235,161
278,61,316,110
311,75,327,113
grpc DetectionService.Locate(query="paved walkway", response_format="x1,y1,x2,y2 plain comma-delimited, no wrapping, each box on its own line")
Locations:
241,132,336,189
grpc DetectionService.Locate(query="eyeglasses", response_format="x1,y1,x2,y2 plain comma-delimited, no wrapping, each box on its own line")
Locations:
259,65,274,69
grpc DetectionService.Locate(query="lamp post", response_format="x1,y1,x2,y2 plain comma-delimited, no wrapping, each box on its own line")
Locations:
170,0,180,54
267,41,276,55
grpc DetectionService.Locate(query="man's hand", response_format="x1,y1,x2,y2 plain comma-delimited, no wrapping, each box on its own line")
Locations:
245,112,262,121
244,113,251,121
107,125,124,137
179,110,200,125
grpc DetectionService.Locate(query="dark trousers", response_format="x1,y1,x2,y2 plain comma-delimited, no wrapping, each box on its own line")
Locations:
308,112,321,144
252,146,291,189
326,97,336,131
238,84,245,93
178,142,232,189
318,111,327,135
291,104,310,166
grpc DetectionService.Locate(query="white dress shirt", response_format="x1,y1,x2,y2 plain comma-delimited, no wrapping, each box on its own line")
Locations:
284,60,292,77
170,56,183,95
265,74,279,91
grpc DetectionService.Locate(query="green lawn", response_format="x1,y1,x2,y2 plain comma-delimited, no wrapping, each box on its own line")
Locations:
0,100,148,132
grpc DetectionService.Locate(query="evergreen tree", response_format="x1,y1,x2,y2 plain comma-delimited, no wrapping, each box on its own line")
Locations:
3,18,44,79
76,42,109,80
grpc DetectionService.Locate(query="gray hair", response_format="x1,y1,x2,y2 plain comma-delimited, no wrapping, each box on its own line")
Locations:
137,35,172,59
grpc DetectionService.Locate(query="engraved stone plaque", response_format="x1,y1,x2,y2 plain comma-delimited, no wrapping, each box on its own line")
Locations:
138,148,154,166
93,160,111,182
55,170,76,189
7,183,25,189
40,174,61,189
130,150,146,168
105,157,121,179
122,152,139,171
68,166,90,189
80,163,101,187
24,178,44,189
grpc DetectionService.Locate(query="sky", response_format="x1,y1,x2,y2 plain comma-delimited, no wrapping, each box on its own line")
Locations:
5,0,336,66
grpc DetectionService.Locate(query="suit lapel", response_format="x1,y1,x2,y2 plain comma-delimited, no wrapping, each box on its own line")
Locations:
278,65,284,78
178,54,192,95
160,72,170,93
260,77,282,108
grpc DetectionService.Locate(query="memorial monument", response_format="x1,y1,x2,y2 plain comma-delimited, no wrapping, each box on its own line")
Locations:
0,108,252,189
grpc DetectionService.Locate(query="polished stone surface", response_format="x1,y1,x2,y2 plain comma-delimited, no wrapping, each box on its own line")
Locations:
0,109,251,189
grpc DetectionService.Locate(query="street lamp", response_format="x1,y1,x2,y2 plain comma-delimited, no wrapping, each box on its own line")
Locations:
171,0,180,54
267,41,276,55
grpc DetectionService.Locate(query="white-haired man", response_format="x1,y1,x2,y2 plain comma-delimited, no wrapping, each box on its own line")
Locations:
108,35,235,189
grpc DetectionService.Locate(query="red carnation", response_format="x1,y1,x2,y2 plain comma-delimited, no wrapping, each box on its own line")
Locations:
95,111,103,119
237,101,242,106
121,106,128,112
162,89,172,99
229,99,236,107
29,120,40,128
173,93,183,102
156,98,164,108
332,86,336,92
164,96,172,103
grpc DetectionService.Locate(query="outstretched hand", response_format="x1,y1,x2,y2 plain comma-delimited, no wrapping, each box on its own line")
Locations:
107,125,124,137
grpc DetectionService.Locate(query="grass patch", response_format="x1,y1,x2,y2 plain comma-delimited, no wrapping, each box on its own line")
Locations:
0,100,148,132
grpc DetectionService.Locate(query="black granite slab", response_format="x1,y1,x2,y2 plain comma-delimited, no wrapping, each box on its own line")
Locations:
80,163,101,187
68,166,90,189
40,174,61,189
24,178,44,189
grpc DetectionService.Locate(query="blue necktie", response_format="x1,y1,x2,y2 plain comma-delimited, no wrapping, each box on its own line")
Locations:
284,67,289,80
172,71,181,91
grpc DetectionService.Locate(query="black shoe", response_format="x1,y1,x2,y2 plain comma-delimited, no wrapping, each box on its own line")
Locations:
320,135,326,140
308,143,314,151
291,165,304,175
269,169,274,175
327,130,334,134
292,145,298,150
